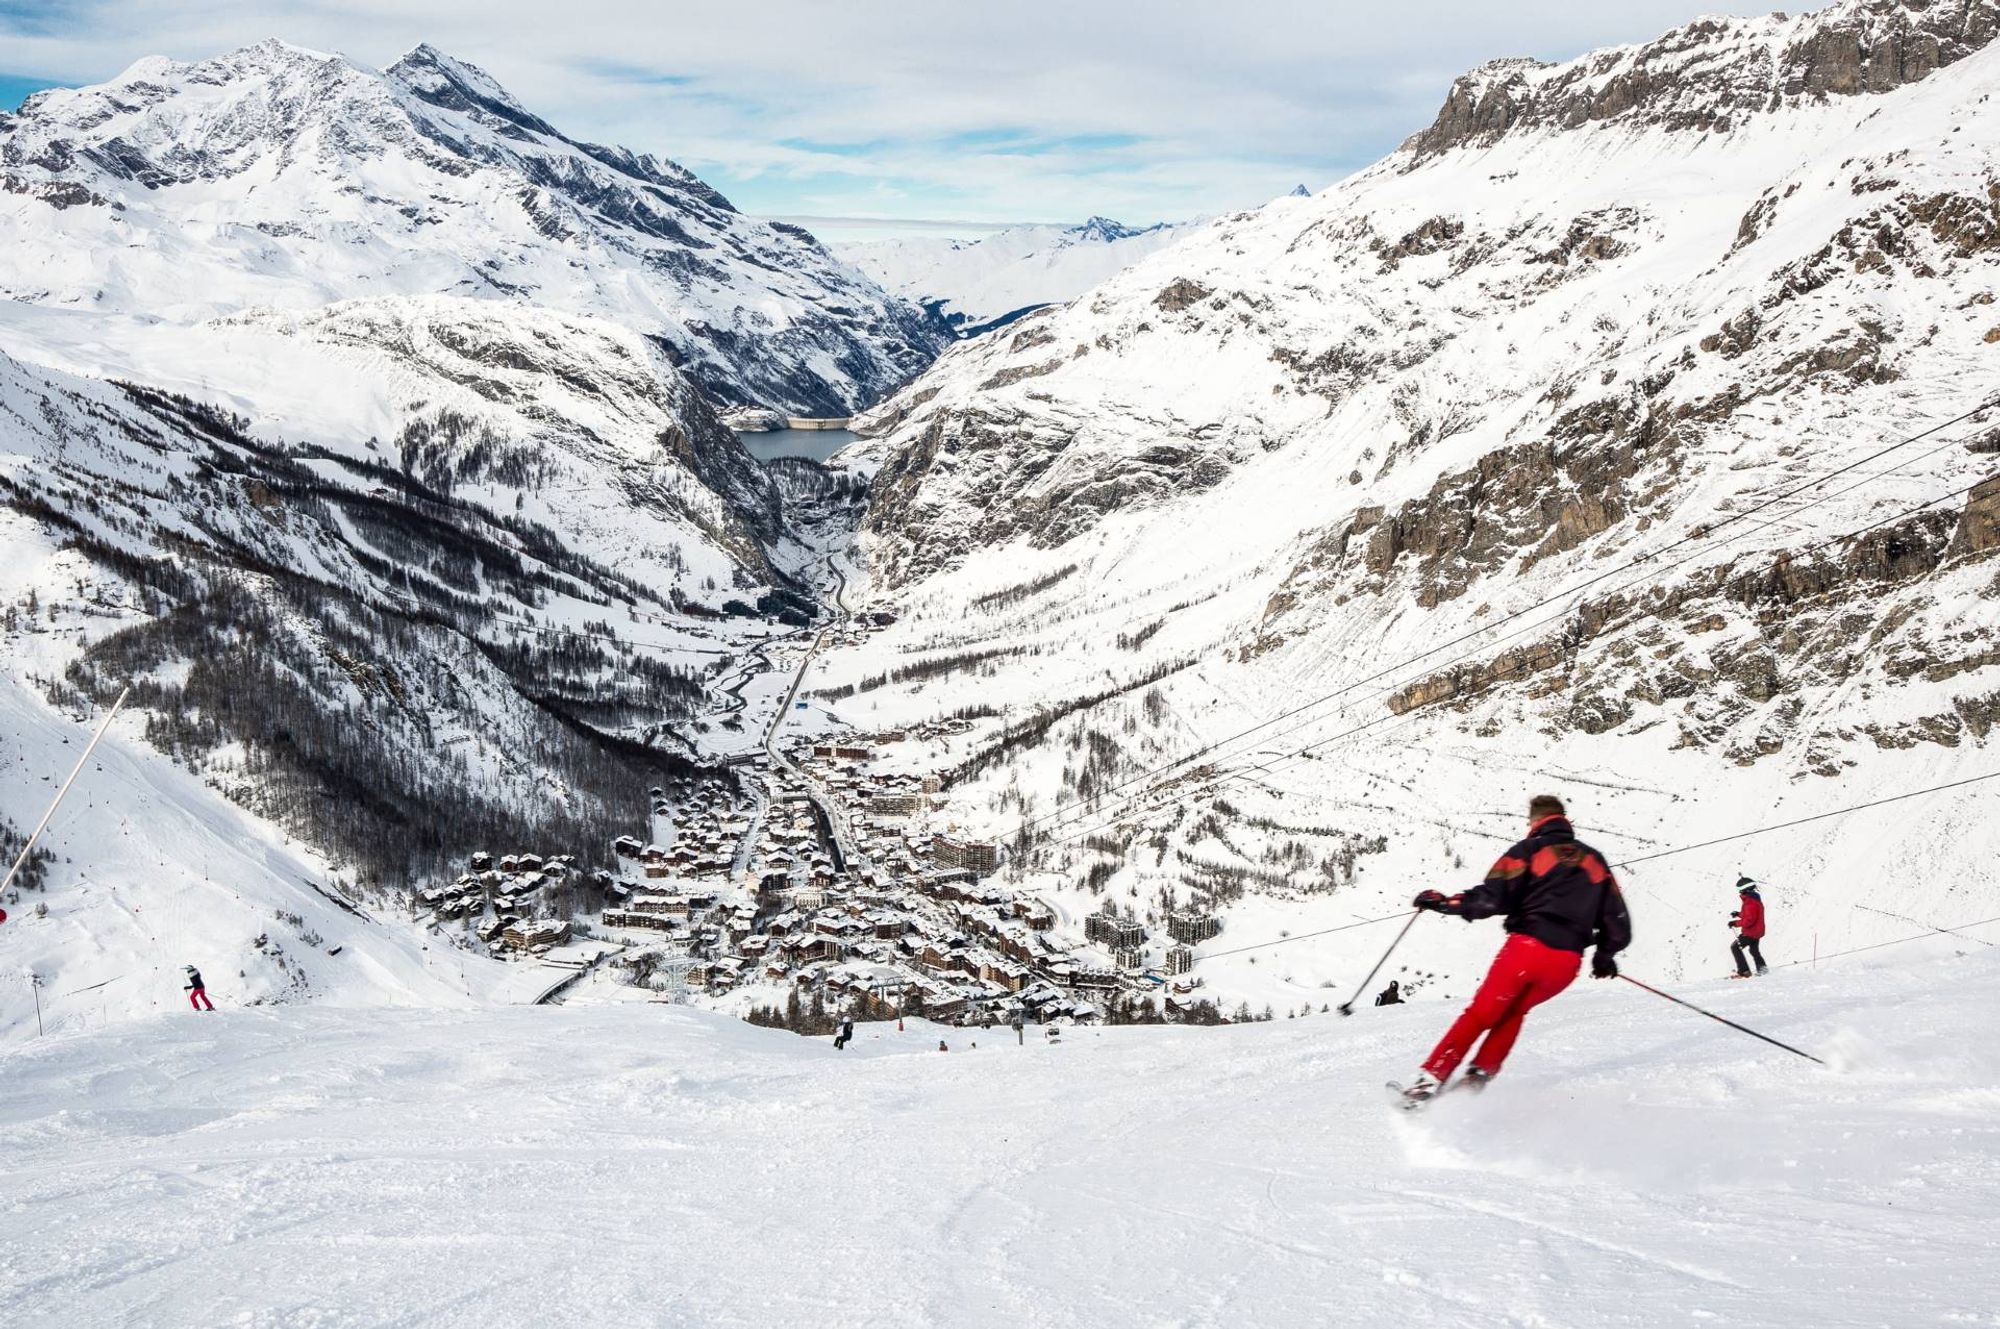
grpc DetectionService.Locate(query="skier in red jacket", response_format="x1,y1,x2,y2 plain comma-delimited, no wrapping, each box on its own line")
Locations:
1399,794,1631,1105
1730,877,1768,977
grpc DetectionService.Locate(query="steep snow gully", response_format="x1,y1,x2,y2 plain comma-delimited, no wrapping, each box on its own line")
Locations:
2,943,1997,1327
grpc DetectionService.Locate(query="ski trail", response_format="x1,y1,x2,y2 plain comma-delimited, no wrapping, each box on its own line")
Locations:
1398,1187,1749,1291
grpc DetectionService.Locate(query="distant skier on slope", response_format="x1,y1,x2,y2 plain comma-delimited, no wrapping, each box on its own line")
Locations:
834,1018,855,1050
184,965,214,1012
1730,877,1769,978
1374,980,1404,1007
1399,794,1630,1106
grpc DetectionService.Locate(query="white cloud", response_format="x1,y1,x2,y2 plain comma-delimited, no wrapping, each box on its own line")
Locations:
1,0,1808,223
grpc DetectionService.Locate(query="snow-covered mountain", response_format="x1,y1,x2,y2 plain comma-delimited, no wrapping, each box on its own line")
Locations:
0,39,936,1033
0,39,945,415
815,0,2000,992
837,215,1202,337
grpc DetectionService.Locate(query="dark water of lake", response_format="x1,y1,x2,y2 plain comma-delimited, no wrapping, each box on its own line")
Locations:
737,429,861,463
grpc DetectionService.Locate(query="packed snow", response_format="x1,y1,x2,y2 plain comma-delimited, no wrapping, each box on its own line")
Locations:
3,940,1998,1326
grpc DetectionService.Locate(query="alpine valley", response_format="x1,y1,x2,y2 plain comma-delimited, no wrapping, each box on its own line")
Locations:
2,2,1998,1048
6,3,2000,1324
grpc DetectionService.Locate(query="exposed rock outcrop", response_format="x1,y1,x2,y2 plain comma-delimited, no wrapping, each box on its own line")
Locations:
1407,0,2000,157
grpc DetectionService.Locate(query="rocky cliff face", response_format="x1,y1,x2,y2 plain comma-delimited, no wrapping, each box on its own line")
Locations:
1407,0,2000,155
0,39,945,416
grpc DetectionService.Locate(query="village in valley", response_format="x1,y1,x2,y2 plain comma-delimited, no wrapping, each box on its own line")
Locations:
417,608,1233,1031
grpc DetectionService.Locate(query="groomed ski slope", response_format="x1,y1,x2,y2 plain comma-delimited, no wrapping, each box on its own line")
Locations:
4,942,1996,1328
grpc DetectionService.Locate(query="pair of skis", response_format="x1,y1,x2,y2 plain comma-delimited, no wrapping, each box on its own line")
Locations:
1385,1076,1488,1111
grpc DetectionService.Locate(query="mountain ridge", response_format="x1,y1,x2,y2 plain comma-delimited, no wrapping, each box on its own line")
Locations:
1408,0,2000,155
0,37,944,415
837,214,1203,338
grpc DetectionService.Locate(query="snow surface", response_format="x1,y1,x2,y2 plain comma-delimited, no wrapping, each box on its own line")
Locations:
3,942,1998,1326
0,673,504,1046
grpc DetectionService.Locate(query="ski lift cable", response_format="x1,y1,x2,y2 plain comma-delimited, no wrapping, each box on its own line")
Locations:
1774,914,2000,968
1612,769,2000,867
1037,468,1998,848
1012,395,2000,841
1184,769,2000,963
1850,902,1997,947
1031,441,1998,846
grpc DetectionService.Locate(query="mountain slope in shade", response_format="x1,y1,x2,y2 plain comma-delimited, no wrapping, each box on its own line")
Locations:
0,39,945,415
814,0,2000,993
837,216,1202,337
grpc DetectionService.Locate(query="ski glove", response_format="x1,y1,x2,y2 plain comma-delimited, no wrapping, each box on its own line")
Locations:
1591,951,1618,980
1413,890,1449,912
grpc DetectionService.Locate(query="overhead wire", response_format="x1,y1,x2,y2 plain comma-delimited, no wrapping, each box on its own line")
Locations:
1045,458,1997,847
1039,459,2000,848
1184,767,2000,964
1011,394,2000,843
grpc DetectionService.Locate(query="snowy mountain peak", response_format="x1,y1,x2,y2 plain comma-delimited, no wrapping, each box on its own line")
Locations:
1408,0,2000,155
388,42,548,130
837,213,1201,337
1287,183,1311,197
1075,215,1150,243
0,38,943,413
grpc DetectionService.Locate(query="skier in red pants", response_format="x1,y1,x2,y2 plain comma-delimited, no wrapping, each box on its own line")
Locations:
1400,794,1630,1105
184,965,215,1012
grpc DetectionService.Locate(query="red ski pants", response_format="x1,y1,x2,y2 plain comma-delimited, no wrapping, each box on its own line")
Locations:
1422,934,1580,1081
189,988,214,1011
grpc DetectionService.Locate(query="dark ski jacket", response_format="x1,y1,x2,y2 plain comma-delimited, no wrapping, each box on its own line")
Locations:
184,969,205,991
1732,890,1766,939
1374,982,1403,1006
1437,816,1632,957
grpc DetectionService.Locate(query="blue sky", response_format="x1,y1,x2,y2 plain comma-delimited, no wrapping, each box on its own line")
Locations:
0,73,61,109
0,1,1803,229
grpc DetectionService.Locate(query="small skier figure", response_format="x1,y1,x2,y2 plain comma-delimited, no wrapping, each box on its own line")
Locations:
833,1017,855,1050
1730,877,1769,977
938,1039,949,1052
184,965,214,1012
1400,794,1630,1106
1374,980,1404,1007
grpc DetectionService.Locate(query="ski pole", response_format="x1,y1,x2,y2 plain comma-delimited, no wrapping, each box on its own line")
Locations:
1337,910,1421,1015
1,687,128,899
1619,974,1824,1065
